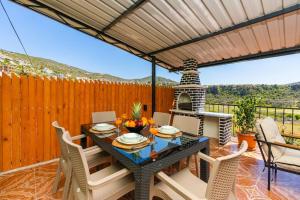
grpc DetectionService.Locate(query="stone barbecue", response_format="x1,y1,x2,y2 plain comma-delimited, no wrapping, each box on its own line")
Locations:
171,58,232,145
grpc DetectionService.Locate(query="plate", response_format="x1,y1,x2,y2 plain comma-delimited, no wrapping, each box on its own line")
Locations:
116,133,147,145
158,125,180,135
92,123,116,131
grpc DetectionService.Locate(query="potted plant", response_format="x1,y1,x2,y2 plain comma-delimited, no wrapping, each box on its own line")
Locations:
234,96,257,150
124,102,148,134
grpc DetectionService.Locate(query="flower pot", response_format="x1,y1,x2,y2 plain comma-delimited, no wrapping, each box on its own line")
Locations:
237,132,256,151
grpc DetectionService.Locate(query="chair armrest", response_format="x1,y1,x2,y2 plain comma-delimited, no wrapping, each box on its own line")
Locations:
255,138,300,151
281,134,300,140
71,134,86,141
156,172,205,200
84,146,103,157
198,152,215,164
273,142,300,151
88,168,131,190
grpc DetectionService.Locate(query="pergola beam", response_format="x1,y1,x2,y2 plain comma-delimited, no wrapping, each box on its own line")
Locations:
149,4,300,55
102,0,148,32
194,45,300,69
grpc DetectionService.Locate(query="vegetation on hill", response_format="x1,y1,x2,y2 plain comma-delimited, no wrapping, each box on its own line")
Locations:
206,84,300,108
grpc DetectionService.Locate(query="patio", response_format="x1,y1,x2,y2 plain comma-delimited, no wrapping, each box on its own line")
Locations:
1,139,299,200
1,0,300,199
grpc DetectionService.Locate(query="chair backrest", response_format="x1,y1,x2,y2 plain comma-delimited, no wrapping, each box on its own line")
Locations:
153,112,171,126
206,141,248,200
172,115,200,135
92,111,116,123
256,117,286,160
52,121,69,162
62,131,90,199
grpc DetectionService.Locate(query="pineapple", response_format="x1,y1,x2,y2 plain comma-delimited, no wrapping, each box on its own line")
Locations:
131,102,142,120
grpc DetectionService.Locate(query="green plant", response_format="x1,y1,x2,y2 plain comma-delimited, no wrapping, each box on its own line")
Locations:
234,96,257,134
131,102,142,120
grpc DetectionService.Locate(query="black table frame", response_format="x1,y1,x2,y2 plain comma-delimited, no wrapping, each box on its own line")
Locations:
81,125,210,200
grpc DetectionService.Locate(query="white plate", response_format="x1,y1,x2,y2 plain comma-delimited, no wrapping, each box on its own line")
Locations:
116,133,147,145
92,123,116,131
158,125,180,135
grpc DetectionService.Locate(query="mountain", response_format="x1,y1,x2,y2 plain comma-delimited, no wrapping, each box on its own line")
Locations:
0,49,177,85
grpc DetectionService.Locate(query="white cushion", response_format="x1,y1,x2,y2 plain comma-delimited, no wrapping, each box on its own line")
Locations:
275,148,300,173
257,117,286,159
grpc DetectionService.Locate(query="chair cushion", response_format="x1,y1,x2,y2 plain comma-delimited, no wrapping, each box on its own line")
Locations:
275,148,300,173
257,117,286,160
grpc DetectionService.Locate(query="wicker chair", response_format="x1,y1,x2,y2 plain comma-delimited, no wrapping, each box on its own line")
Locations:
62,132,135,200
92,111,116,123
51,122,111,199
153,141,248,200
255,117,300,190
153,112,171,127
172,115,201,176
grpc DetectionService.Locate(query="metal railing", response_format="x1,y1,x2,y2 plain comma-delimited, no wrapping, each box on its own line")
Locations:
205,103,300,137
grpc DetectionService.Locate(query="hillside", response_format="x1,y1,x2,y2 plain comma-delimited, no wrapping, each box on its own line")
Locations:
206,84,300,108
0,49,177,85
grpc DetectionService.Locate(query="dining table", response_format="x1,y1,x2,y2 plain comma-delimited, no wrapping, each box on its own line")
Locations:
81,123,210,200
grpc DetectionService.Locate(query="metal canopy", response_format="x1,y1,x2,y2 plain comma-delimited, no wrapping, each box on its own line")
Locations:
12,0,300,71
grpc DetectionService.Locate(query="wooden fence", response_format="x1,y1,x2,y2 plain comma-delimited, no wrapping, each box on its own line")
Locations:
0,73,174,171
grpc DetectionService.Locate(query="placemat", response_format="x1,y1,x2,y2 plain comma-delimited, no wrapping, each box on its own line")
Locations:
112,139,150,150
155,131,182,138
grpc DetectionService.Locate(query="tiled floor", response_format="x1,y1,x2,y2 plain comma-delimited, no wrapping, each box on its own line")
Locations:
0,139,299,200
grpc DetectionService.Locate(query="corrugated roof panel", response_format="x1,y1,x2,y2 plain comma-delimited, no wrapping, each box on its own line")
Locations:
126,14,176,45
266,16,285,50
151,0,199,38
207,38,231,59
134,9,183,43
239,28,260,54
261,0,283,14
241,0,264,19
226,31,249,56
166,0,209,35
214,35,240,57
41,0,106,29
296,11,300,45
198,41,223,60
100,0,129,13
186,0,221,32
83,0,118,23
252,23,272,52
142,2,191,41
284,12,298,47
202,0,233,28
118,18,170,48
188,43,215,62
221,0,248,24
110,23,163,52
115,0,138,8
283,0,299,8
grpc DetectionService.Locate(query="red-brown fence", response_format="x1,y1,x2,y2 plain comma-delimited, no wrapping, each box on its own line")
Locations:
0,73,174,171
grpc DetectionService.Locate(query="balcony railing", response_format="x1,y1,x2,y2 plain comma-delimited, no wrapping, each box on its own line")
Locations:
205,104,300,139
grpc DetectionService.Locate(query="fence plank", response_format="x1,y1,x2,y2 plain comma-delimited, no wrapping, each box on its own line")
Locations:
28,76,37,165
0,75,2,170
2,73,12,170
43,77,51,160
20,75,29,166
11,74,21,168
36,76,44,162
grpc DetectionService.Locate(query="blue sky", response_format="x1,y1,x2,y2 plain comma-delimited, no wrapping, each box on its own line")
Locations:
1,0,300,85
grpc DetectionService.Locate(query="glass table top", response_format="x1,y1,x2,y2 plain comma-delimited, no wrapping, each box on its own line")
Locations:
82,123,209,165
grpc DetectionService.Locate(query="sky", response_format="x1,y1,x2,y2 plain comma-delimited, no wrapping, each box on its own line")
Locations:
1,0,300,85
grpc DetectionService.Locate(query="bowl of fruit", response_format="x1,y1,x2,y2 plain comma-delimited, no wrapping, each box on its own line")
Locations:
124,102,148,134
